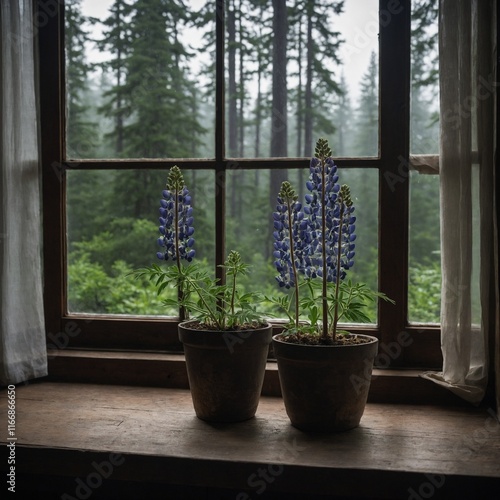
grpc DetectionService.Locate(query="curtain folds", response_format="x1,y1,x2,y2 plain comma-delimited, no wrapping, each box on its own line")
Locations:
0,0,47,385
423,0,498,407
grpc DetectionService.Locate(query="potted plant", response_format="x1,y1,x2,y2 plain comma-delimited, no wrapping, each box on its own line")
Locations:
269,138,394,432
133,166,272,423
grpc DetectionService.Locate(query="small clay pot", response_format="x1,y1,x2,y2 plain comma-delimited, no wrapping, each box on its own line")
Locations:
272,333,378,432
179,321,273,422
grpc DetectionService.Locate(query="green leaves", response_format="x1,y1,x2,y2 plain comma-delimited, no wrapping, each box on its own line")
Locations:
267,276,395,336
324,280,395,329
130,252,263,331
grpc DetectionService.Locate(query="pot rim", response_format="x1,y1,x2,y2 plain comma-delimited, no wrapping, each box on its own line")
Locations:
272,332,378,347
179,319,273,333
179,320,273,349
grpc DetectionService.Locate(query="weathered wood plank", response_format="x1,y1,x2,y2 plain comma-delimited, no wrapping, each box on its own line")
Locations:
46,349,469,405
1,382,499,499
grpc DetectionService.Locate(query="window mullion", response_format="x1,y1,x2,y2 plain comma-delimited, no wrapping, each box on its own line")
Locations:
215,0,226,286
378,0,411,348
40,0,65,336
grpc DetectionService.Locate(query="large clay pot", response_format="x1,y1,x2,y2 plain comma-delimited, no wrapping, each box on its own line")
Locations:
272,333,378,432
179,321,273,422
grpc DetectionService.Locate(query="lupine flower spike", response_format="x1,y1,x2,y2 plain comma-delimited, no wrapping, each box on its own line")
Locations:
271,138,393,342
157,165,195,267
332,184,356,335
273,181,305,328
132,165,264,330
303,138,346,339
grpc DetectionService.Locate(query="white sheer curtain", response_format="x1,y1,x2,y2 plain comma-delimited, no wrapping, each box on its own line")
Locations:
0,0,47,384
423,0,497,406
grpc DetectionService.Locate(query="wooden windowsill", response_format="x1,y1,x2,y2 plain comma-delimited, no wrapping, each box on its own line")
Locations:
1,382,499,499
46,348,469,405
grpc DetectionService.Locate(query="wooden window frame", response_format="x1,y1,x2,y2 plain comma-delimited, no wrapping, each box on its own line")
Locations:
39,0,442,369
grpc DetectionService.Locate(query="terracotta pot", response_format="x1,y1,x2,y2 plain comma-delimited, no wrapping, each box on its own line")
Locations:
272,333,378,432
179,321,273,422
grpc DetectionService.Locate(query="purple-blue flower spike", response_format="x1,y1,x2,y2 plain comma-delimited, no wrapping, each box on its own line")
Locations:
157,166,195,267
303,138,340,338
332,184,356,335
303,138,356,339
273,181,304,328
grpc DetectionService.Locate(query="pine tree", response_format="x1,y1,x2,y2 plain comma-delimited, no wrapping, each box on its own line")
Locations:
353,51,378,156
122,0,204,158
410,0,439,153
108,0,206,220
289,0,344,156
331,73,353,156
270,0,288,159
96,0,133,157
247,0,273,158
65,0,98,158
408,0,440,290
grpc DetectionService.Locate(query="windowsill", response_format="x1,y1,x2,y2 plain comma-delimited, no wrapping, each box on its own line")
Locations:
47,348,468,405
1,381,499,499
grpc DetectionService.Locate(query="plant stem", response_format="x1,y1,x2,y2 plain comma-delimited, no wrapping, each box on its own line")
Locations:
186,275,222,330
174,185,186,321
286,198,300,329
321,158,328,340
230,267,236,318
225,265,236,330
332,203,345,339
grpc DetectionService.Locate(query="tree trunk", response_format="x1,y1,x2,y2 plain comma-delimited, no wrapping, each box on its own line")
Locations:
303,6,313,157
227,5,237,157
296,17,303,158
270,0,287,158
268,0,288,260
227,3,238,219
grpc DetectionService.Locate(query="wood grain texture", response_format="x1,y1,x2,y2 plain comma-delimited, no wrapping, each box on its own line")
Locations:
1,382,499,499
45,349,468,405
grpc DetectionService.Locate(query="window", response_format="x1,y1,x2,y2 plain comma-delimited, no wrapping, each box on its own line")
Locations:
39,0,442,368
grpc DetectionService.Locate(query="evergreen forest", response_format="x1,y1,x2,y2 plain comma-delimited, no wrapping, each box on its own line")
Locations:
65,0,442,323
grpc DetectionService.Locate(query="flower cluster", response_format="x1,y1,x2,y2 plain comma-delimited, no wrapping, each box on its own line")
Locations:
131,165,263,330
273,181,306,289
272,137,358,337
273,143,356,287
335,184,356,282
157,165,195,262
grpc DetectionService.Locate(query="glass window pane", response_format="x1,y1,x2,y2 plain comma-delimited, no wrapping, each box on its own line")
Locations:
65,0,215,159
408,171,441,323
408,0,440,324
410,0,439,154
224,0,379,158
66,169,215,315
225,167,379,323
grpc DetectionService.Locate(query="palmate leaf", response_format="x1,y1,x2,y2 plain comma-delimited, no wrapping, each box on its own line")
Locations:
307,305,320,326
322,279,394,325
236,291,262,304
